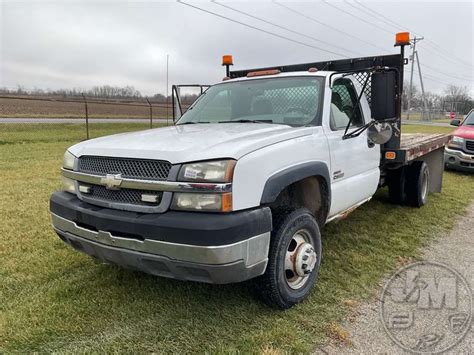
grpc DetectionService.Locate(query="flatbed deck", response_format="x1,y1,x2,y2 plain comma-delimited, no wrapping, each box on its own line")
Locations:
394,133,451,163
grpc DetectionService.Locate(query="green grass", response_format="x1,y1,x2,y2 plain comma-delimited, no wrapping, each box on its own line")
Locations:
1,124,473,352
0,123,166,144
401,124,454,135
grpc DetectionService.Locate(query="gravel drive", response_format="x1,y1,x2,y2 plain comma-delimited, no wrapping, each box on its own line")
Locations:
316,202,474,354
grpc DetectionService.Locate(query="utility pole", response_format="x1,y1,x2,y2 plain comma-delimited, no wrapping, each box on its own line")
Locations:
166,54,169,126
415,51,430,121
406,36,423,120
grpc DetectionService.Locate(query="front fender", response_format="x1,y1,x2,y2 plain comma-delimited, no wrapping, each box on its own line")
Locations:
260,161,331,205
230,127,332,211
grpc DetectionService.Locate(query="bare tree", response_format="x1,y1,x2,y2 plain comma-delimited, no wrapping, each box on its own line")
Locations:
444,85,472,113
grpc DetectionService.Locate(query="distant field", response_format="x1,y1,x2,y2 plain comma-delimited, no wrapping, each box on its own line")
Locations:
0,96,173,119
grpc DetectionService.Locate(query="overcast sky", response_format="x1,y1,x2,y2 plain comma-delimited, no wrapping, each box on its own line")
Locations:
1,0,473,96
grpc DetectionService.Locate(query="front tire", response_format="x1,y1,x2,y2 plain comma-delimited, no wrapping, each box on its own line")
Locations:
254,208,322,309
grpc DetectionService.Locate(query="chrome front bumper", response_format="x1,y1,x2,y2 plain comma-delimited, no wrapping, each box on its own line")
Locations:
52,213,270,284
444,147,474,171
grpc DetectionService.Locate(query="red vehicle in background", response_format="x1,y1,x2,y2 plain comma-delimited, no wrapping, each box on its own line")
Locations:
445,109,474,172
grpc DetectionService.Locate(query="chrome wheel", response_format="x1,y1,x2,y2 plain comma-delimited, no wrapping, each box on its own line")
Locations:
284,229,317,290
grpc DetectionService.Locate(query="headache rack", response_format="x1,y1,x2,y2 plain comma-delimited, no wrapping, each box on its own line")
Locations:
230,52,407,159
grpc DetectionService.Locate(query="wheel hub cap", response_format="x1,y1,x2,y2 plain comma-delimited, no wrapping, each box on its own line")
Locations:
294,243,317,277
284,229,317,290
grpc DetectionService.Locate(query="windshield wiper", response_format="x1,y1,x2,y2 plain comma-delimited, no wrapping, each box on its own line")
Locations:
218,119,273,124
177,121,210,125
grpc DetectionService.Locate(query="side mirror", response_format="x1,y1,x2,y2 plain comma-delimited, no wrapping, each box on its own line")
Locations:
371,71,397,121
450,119,461,127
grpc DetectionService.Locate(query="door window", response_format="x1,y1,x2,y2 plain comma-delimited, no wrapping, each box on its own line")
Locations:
330,78,364,130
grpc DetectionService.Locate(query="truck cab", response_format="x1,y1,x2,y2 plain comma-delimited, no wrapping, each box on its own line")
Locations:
50,33,450,309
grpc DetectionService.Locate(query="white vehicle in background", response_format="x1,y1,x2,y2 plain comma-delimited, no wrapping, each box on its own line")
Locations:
50,33,450,309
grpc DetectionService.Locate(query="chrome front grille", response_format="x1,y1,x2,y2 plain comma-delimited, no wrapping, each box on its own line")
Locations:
78,156,172,180
86,185,163,206
76,156,172,212
466,140,474,153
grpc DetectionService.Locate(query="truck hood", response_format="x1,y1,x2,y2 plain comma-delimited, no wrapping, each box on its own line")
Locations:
453,125,474,140
69,123,313,164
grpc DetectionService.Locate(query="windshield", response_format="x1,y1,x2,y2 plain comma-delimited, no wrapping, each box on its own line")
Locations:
462,110,474,125
177,76,324,127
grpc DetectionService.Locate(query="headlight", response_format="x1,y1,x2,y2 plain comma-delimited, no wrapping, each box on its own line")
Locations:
62,176,76,194
451,136,465,145
63,150,76,170
171,193,232,212
178,160,236,182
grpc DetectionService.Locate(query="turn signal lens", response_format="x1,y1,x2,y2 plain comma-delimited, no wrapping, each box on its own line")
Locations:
385,151,396,160
171,192,232,212
63,150,76,170
62,176,76,194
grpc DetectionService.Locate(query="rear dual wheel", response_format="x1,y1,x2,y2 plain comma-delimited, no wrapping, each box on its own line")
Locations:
405,161,429,207
254,208,322,309
387,161,429,207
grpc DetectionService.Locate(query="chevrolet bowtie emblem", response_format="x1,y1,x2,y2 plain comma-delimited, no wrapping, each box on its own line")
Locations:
100,173,123,190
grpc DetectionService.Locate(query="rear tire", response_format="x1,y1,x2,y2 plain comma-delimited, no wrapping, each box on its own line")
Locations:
254,208,322,309
405,161,429,207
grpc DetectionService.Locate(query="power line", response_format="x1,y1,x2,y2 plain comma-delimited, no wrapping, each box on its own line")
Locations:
418,45,474,70
344,0,402,33
177,0,348,58
352,0,473,69
353,0,416,33
212,0,361,56
272,1,387,52
422,39,473,68
421,62,473,82
406,67,451,86
321,0,393,35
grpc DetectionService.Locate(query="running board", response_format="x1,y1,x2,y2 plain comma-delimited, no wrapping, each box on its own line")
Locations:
326,197,372,223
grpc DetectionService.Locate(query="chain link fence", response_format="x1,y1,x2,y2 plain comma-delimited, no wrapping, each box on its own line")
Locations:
402,109,455,122
0,95,178,144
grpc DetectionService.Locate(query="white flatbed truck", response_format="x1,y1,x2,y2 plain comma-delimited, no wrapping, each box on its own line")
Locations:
50,32,450,308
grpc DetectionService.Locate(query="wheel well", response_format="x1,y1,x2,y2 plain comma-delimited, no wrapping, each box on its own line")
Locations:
268,176,330,226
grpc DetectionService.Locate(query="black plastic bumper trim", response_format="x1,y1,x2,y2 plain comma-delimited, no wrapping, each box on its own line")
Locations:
50,192,272,246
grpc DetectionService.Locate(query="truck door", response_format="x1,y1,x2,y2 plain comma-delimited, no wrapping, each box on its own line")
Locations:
324,76,380,216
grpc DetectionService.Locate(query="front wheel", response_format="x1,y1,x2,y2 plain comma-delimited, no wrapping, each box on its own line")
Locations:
254,208,322,309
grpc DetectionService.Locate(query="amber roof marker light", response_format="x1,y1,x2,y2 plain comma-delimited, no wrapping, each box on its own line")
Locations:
222,55,234,77
395,32,410,46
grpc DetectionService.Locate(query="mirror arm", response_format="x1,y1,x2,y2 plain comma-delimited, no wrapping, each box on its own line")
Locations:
343,73,371,139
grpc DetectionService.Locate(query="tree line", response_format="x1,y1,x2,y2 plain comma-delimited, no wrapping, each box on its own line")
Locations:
401,82,472,114
1,83,472,113
0,85,199,104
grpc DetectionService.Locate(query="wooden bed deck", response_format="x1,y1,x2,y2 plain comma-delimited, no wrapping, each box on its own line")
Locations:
399,133,451,162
